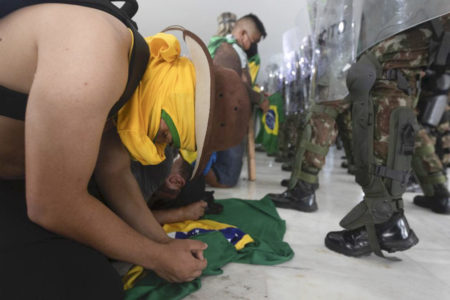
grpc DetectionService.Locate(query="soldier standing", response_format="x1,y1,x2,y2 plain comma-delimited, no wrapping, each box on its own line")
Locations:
325,1,450,258
269,0,362,212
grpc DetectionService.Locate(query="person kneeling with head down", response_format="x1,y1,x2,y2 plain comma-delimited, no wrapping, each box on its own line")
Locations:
0,2,250,296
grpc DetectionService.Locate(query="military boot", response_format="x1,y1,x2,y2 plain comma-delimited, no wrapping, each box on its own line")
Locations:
347,164,357,175
324,210,419,257
413,184,450,214
405,175,422,193
281,161,293,172
341,160,349,169
268,180,318,212
280,179,289,187
275,155,288,163
340,160,356,175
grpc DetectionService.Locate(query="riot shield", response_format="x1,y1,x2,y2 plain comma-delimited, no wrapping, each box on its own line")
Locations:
263,63,283,95
359,0,450,55
278,26,313,115
308,0,363,102
291,36,313,115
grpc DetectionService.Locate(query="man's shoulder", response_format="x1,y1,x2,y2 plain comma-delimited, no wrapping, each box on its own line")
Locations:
208,35,236,57
216,42,235,53
213,43,242,75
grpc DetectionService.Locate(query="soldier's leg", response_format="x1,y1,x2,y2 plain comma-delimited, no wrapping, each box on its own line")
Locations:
412,128,450,213
436,104,450,167
336,104,356,174
279,115,300,187
412,68,450,212
279,115,298,170
276,114,296,163
275,115,289,163
269,100,349,212
325,54,419,258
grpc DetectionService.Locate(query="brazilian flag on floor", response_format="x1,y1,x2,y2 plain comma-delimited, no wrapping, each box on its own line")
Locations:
255,92,285,155
123,196,294,300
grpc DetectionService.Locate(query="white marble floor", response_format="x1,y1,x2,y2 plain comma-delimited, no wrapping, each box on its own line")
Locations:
187,146,450,300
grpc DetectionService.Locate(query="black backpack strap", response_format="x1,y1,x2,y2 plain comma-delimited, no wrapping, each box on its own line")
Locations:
108,30,149,118
110,0,138,18
0,86,27,121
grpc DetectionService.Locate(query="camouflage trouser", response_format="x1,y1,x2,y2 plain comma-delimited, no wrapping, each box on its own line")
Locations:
290,100,351,185
370,14,450,197
372,70,447,197
412,128,446,196
437,104,450,166
372,76,418,164
336,105,354,165
277,113,301,160
412,98,450,196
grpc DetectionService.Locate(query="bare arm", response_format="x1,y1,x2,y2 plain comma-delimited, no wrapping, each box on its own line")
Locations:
24,6,206,282
214,43,267,108
94,122,170,243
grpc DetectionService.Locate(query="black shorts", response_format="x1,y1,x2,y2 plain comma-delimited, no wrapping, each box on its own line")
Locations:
0,179,124,300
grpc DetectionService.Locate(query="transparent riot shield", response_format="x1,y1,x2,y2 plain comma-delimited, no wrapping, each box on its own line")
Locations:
263,63,283,95
308,0,363,103
358,0,450,55
286,36,314,115
284,53,300,115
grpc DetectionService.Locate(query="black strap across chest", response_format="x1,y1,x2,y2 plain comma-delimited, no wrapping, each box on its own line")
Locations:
0,0,149,121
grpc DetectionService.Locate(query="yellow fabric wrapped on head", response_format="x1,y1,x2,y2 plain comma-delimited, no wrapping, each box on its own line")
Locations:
117,33,196,165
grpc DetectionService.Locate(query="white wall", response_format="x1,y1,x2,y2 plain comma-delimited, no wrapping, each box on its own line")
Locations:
133,0,310,84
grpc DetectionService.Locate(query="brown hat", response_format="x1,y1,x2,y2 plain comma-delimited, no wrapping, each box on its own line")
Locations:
162,26,251,178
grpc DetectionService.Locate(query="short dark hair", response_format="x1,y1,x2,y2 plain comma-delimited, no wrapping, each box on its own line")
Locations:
241,13,267,38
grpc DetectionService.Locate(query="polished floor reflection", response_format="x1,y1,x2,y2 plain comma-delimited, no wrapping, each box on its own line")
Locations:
188,146,450,300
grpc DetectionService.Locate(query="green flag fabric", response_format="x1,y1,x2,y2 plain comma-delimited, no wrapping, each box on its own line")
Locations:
207,35,236,58
124,196,294,300
255,92,285,155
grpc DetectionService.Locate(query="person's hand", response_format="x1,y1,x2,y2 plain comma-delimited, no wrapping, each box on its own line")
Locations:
153,239,208,282
259,97,270,114
180,200,208,220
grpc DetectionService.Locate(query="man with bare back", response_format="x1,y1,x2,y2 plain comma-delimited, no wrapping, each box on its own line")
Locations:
0,1,251,298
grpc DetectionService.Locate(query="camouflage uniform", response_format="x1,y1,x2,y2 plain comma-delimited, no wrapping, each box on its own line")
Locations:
358,17,449,210
437,103,450,166
289,100,351,187
362,16,446,187
279,22,449,194
269,97,352,212
276,113,300,163
415,79,450,170
336,103,355,171
412,128,447,195
411,14,450,198
326,14,441,260
325,14,450,259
